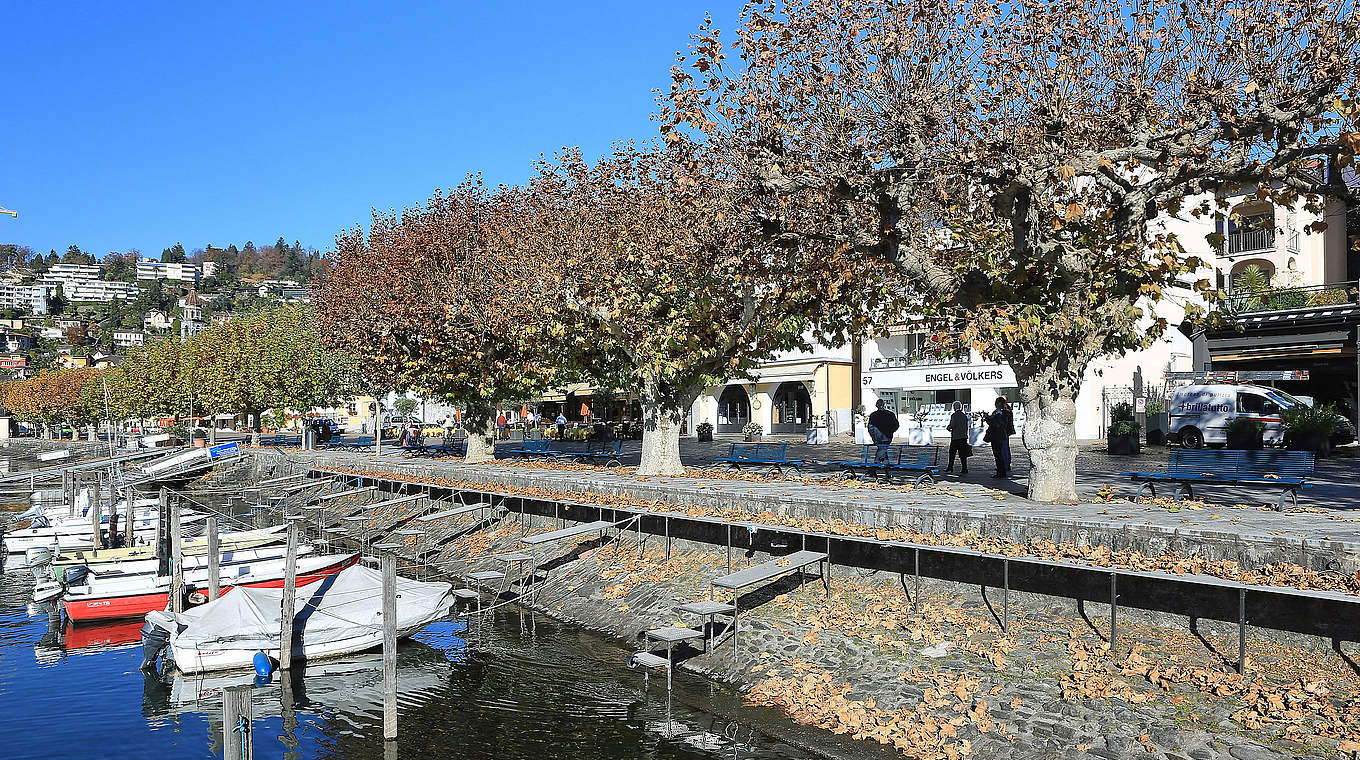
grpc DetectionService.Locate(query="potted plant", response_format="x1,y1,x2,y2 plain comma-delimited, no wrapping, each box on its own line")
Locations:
1106,402,1140,454
805,415,828,445
189,427,208,448
1283,402,1340,457
1145,398,1169,445
742,421,763,442
696,421,714,442
168,423,189,445
1223,417,1264,450
906,406,933,445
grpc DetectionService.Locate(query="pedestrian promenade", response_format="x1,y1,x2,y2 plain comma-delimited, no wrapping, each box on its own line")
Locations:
273,437,1360,572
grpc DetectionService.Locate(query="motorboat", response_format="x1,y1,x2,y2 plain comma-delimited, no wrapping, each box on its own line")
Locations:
143,563,452,673
39,543,317,590
49,526,287,570
63,552,360,624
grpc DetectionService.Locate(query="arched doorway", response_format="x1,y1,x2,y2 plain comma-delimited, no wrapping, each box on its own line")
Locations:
771,381,812,434
716,385,751,433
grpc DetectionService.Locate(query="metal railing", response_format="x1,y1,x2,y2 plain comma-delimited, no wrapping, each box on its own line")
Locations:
870,353,969,369
1227,228,1276,255
1221,280,1359,315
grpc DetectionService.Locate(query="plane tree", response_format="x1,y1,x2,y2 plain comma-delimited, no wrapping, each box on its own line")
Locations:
663,0,1360,499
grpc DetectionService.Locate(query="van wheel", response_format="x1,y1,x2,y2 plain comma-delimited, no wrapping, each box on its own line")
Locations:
1181,427,1204,449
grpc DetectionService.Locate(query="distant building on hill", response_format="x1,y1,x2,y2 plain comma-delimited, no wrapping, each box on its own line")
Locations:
112,328,146,348
143,308,173,331
0,284,47,314
137,259,201,283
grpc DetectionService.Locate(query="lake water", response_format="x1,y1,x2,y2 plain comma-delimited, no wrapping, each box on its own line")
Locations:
0,451,875,760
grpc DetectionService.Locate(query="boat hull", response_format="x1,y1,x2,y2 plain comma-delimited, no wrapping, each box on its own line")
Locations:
63,554,359,623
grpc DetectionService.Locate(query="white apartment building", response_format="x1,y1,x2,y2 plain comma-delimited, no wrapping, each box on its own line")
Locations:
0,284,48,314
53,280,140,303
112,329,147,348
136,259,201,283
46,263,101,282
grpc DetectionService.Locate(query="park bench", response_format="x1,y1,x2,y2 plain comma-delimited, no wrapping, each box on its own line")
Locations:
505,438,555,458
564,438,623,467
710,549,829,661
327,435,373,450
1124,449,1314,510
829,444,939,485
712,442,803,479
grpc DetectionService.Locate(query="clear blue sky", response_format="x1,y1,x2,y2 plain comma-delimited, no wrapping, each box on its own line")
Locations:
1,2,738,259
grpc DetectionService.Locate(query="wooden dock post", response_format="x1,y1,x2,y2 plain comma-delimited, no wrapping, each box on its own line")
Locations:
169,495,184,613
156,487,170,577
382,552,397,741
89,494,102,552
278,523,299,669
123,486,135,547
206,517,220,600
222,685,253,760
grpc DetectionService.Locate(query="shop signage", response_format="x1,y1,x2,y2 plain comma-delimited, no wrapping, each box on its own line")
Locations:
865,363,1015,388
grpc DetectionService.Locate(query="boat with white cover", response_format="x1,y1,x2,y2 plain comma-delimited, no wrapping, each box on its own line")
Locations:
143,564,453,673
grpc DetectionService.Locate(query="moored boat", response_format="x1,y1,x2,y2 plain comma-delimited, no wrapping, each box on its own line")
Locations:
63,552,360,624
143,563,452,673
49,525,287,569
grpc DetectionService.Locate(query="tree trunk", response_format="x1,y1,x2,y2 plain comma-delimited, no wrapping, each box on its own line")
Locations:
1017,365,1081,503
638,375,695,477
208,418,217,446
249,410,261,447
463,403,497,464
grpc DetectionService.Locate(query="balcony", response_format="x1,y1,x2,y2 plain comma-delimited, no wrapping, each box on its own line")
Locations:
1227,228,1275,255
870,353,969,370
1222,280,1358,315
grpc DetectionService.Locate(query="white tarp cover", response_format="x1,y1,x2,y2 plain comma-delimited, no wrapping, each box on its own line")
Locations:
160,565,452,650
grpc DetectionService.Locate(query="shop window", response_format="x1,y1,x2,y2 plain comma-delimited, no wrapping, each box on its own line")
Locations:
716,385,751,432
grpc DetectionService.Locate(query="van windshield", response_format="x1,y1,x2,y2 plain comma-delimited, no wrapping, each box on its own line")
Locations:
1264,390,1304,409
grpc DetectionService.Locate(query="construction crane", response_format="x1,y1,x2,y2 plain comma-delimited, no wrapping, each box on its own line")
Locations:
0,207,16,218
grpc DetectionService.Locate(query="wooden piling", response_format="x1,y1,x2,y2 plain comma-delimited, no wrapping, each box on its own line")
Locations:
123,486,135,547
278,523,299,669
382,552,397,741
206,517,220,600
222,685,253,760
156,487,169,577
169,495,184,613
89,494,102,552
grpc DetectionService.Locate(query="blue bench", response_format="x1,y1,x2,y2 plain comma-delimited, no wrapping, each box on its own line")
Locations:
713,442,803,479
1124,449,1314,510
829,444,939,485
506,438,555,458
569,438,623,467
331,435,374,449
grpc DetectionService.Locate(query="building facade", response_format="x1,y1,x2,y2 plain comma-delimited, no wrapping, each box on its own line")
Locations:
137,260,201,283
689,342,856,437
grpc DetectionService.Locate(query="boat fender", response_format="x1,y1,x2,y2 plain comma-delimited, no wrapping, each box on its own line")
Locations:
139,619,171,672
253,652,276,678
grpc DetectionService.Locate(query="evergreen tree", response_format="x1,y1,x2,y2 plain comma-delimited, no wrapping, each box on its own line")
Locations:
161,242,187,264
62,245,88,264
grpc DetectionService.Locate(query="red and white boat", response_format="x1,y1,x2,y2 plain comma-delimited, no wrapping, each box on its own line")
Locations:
61,553,360,624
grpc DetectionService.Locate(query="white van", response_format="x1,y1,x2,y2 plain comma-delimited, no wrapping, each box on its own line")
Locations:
1168,383,1306,448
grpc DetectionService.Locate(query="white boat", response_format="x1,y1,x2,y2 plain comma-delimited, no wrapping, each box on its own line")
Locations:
144,564,453,673
40,544,316,590
3,508,209,556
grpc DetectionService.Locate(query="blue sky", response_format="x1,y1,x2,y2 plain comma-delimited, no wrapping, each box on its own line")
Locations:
0,2,739,259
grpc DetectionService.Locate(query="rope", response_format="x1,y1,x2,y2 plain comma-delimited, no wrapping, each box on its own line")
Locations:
233,716,250,760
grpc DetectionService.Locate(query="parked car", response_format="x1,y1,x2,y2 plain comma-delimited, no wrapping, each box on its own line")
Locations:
1168,383,1354,448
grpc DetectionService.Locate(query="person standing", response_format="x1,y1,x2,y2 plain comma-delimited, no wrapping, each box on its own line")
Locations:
556,412,567,439
866,399,900,461
985,397,1016,477
496,412,508,440
945,402,971,474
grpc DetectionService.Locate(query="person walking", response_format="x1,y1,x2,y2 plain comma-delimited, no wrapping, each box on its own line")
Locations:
945,401,971,474
985,397,1016,477
866,399,900,461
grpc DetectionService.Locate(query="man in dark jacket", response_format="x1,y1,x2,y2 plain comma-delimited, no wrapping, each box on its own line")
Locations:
867,399,900,447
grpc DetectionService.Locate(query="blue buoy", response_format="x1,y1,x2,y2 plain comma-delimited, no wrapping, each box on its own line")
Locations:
253,652,276,678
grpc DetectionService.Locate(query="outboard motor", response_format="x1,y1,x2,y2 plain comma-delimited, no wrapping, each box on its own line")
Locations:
139,619,171,672
63,565,90,587
25,546,54,575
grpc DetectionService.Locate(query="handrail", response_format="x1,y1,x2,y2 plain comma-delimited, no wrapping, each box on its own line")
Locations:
1220,279,1358,315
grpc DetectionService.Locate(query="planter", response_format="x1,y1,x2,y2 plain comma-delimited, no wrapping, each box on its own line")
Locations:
1145,413,1169,446
697,431,713,442
1106,432,1141,455
1288,431,1332,457
1225,429,1263,450
805,427,829,445
743,433,761,442
906,428,933,446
